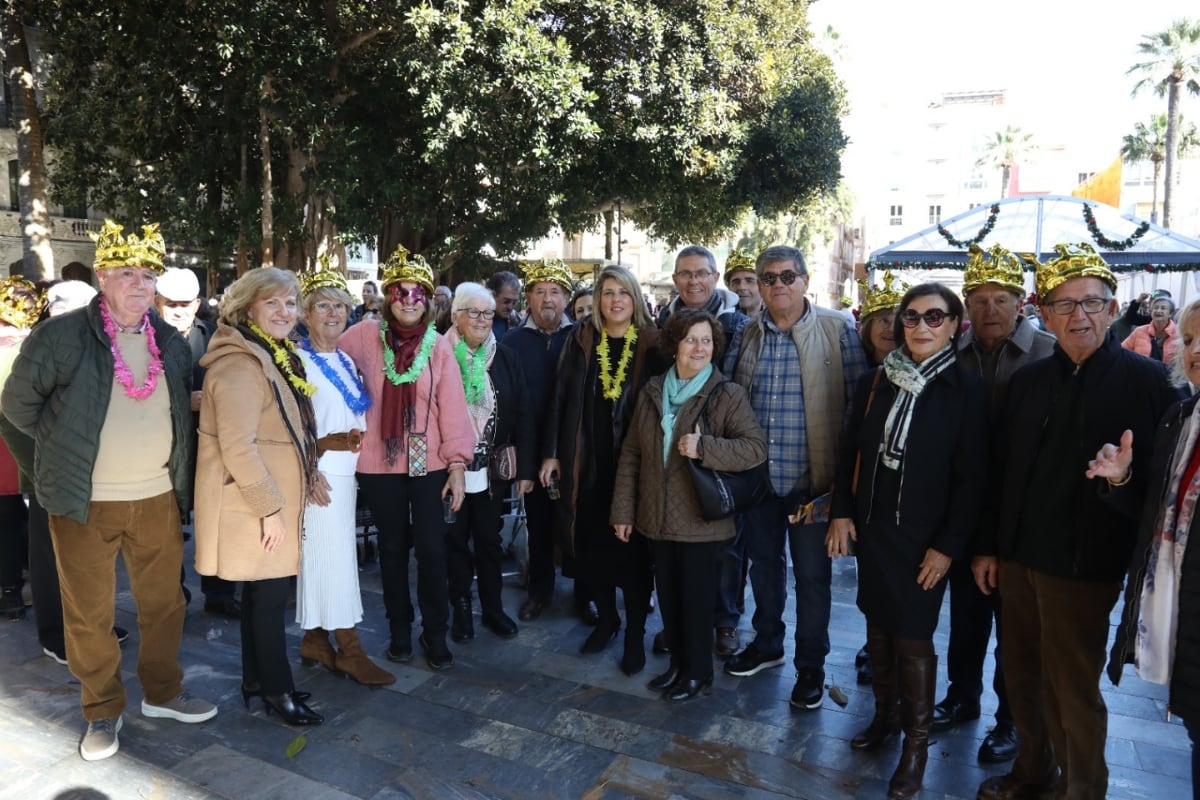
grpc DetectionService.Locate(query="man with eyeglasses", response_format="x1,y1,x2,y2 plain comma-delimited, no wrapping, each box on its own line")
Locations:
927,245,1056,764
657,245,747,363
722,244,869,710
972,244,1183,800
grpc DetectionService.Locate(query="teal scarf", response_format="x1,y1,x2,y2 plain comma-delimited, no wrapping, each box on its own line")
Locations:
661,364,712,464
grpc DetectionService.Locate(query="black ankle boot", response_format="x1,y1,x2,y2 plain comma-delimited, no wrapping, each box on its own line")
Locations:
580,619,620,654
263,692,323,725
451,597,475,643
647,664,682,692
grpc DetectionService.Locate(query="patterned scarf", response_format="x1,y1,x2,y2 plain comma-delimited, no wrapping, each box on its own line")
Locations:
237,324,320,490
445,326,497,446
1137,400,1200,683
879,343,957,470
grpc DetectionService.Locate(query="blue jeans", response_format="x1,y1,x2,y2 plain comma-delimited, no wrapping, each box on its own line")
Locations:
744,492,831,670
714,516,747,628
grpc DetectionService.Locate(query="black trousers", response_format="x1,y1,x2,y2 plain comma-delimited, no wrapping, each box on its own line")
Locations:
27,496,64,651
0,494,26,589
446,488,507,613
358,470,450,641
524,484,556,602
1185,714,1200,800
946,557,1011,722
201,574,238,600
240,577,293,696
652,538,723,681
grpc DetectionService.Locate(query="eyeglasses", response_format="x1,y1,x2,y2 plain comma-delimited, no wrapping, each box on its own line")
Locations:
674,269,716,281
1043,296,1109,316
312,301,346,314
387,285,427,305
682,336,713,347
758,271,804,286
900,308,949,328
458,308,496,319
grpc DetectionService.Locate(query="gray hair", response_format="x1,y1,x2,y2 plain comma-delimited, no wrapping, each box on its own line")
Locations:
300,285,353,320
756,245,807,277
674,245,716,273
451,282,496,313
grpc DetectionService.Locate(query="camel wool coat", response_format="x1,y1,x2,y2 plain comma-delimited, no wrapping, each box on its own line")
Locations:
194,324,309,581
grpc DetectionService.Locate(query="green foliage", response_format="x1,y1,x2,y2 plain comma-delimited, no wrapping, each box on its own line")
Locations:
1121,113,1200,163
731,182,854,257
31,1,846,266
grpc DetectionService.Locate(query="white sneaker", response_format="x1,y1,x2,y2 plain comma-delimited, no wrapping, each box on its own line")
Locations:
79,715,123,761
141,691,218,723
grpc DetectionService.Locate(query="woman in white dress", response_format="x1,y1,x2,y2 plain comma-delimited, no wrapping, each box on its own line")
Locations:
295,266,394,686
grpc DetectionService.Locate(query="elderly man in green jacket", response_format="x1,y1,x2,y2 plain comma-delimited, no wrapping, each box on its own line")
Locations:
1,220,216,762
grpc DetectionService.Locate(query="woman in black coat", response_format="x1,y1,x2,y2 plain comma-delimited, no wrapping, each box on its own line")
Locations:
1105,298,1200,799
541,265,666,674
444,282,537,642
828,282,988,800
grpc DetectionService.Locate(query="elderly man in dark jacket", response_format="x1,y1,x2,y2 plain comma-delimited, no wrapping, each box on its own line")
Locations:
972,243,1184,800
2,221,216,763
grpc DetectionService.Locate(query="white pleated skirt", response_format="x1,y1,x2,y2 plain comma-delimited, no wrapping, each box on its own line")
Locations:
296,473,364,630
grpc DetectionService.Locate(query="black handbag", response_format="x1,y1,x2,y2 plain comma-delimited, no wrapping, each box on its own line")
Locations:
685,385,771,521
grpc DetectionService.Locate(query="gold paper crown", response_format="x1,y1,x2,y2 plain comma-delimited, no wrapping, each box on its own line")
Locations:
519,258,574,292
723,250,756,283
962,243,1026,296
1026,242,1117,301
380,245,435,293
89,220,166,273
859,270,907,319
0,277,44,329
299,252,349,296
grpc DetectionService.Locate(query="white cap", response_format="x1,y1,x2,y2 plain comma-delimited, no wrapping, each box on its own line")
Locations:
45,280,98,316
157,268,200,302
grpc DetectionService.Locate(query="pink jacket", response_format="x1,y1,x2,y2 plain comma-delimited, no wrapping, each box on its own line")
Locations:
339,320,475,475
1122,321,1178,366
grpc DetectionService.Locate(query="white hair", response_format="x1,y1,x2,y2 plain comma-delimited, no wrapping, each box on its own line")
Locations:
450,282,495,312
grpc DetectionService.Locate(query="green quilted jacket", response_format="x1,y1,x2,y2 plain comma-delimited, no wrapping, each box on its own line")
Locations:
0,297,193,523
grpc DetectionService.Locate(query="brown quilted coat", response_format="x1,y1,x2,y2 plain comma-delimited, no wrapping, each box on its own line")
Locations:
611,369,767,543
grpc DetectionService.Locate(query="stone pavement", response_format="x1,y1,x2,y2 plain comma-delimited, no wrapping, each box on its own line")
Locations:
0,532,1190,799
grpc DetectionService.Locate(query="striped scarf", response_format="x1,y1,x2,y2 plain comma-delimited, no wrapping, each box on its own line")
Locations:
879,343,956,469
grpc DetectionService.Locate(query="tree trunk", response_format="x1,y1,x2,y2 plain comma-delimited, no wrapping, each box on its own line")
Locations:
235,143,249,277
1151,156,1162,225
1000,164,1011,201
1162,79,1181,230
603,207,614,260
259,79,275,268
3,6,53,281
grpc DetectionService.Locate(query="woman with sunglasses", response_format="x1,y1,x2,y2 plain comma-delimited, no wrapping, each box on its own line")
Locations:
827,282,988,799
339,246,474,671
444,282,536,643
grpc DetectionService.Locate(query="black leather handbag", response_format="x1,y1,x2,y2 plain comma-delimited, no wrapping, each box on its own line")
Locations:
685,386,771,521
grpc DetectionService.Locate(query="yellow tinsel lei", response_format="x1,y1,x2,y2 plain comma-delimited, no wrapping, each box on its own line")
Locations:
596,325,637,401
247,321,317,397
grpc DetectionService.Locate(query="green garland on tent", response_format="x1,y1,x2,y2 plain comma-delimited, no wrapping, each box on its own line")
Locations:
1082,204,1150,251
936,203,1000,247
867,260,1200,274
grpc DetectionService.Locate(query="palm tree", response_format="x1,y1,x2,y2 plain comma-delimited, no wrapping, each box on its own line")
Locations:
975,126,1036,200
1121,113,1200,224
1127,19,1200,230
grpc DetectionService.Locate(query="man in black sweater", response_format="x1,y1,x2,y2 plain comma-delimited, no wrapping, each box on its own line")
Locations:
972,244,1184,800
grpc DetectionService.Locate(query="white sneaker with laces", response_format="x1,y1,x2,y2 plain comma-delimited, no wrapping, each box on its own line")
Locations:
79,715,123,761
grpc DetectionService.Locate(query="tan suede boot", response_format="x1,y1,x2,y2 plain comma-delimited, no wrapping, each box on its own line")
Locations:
300,628,336,670
334,628,396,686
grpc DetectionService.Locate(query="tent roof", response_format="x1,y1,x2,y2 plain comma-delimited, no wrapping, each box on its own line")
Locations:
868,195,1200,272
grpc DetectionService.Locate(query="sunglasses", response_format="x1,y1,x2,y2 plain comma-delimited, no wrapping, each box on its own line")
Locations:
387,285,427,305
758,271,803,286
900,308,949,328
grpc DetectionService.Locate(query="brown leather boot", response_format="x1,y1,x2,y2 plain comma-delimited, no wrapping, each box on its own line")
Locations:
851,623,900,751
334,628,396,686
888,651,936,799
300,628,336,670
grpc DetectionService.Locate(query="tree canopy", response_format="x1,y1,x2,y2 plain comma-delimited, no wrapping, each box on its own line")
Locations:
30,0,846,271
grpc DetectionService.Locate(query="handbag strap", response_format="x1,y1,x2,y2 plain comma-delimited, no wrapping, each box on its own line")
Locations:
850,368,884,495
